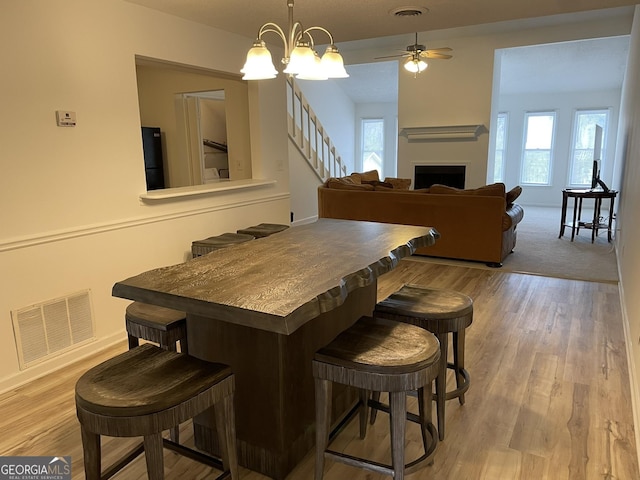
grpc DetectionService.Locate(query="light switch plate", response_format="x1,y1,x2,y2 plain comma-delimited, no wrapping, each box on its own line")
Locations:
56,110,76,127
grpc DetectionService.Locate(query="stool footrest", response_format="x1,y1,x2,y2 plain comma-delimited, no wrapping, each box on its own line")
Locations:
431,365,470,402
100,443,145,480
328,400,362,442
325,419,437,476
163,439,230,479
93,438,232,480
325,450,392,477
367,398,422,425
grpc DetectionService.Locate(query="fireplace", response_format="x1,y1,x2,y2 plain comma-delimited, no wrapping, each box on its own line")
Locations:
415,165,466,189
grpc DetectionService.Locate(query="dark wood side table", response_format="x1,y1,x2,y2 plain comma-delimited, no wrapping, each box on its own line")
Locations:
559,189,617,243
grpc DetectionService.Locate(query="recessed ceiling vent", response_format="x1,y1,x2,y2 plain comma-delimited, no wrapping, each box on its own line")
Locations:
11,290,96,370
390,6,429,17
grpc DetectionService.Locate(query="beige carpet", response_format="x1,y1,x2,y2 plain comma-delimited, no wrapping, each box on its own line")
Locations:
408,205,619,283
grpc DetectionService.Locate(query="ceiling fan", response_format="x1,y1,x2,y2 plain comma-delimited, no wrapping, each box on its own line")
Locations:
375,33,453,75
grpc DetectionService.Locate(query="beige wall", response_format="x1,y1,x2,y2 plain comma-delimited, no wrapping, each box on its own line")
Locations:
0,0,290,391
617,5,640,450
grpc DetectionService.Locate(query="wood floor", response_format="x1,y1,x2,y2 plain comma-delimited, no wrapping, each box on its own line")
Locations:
1,259,637,479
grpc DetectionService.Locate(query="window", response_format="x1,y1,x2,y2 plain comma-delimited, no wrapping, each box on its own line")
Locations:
521,112,555,185
569,109,609,186
361,119,384,178
493,113,508,183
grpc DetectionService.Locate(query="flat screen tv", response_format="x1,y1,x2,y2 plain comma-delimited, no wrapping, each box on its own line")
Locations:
591,125,609,192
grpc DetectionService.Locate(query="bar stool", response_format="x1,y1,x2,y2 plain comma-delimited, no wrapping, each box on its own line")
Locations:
125,301,187,443
126,301,187,352
75,343,238,480
313,316,440,480
236,223,289,238
191,232,255,258
373,284,473,441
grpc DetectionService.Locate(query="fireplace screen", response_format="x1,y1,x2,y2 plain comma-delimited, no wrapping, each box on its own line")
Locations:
415,165,466,189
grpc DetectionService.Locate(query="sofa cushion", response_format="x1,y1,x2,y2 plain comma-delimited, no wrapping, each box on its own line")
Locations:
506,185,523,205
326,177,375,190
383,177,412,190
429,182,506,197
351,170,380,183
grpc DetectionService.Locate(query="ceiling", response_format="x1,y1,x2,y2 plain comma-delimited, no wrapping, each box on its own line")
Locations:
333,34,630,103
125,0,633,103
124,0,637,44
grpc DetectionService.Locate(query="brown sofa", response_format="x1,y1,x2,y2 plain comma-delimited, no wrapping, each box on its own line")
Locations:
317,172,524,266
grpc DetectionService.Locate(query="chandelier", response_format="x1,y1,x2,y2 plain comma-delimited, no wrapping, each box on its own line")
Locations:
241,0,349,81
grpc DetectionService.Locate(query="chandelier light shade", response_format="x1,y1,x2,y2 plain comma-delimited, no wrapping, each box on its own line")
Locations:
241,0,349,81
240,40,278,79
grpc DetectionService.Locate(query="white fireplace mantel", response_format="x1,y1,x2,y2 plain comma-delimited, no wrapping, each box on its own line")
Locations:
400,124,487,141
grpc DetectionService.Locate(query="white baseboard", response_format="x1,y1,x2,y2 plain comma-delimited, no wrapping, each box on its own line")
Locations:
617,260,640,470
292,215,318,227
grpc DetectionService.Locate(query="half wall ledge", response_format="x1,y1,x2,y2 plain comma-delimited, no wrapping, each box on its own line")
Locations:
400,125,488,142
139,179,277,202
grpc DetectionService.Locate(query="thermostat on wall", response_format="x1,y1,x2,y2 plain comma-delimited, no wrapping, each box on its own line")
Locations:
56,110,76,127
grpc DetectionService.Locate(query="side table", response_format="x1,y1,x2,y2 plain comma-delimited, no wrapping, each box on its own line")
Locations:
559,189,617,243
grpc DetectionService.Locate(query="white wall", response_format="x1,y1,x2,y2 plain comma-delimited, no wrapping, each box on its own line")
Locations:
288,144,322,225
286,78,356,224
0,1,290,391
496,89,622,206
294,79,356,172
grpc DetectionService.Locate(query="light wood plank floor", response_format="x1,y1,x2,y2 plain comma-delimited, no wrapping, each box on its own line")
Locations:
1,259,637,479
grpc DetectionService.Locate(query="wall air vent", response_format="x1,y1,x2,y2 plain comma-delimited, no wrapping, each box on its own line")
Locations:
11,290,96,370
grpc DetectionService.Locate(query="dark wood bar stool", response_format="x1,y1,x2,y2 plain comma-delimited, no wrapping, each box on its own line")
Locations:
125,301,187,443
313,316,440,480
373,284,473,441
75,344,238,480
126,301,188,352
191,232,255,258
236,223,289,238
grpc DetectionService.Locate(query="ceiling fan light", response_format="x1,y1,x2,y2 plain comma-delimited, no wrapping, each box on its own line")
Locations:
284,41,317,75
320,45,349,78
404,57,428,73
241,40,278,80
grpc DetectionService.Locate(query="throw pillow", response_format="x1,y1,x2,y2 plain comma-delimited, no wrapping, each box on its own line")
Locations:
383,177,412,190
506,185,523,205
326,178,375,190
429,182,506,197
351,170,380,183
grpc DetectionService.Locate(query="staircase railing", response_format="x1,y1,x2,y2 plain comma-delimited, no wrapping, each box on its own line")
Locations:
286,77,347,182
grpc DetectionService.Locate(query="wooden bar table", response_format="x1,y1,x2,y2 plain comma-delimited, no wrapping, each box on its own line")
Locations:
112,219,439,479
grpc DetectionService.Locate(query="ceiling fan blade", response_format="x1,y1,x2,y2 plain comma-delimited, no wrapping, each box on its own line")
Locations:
374,53,410,59
425,47,453,53
423,52,453,59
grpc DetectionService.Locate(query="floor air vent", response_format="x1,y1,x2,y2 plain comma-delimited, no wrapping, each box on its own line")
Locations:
11,290,96,370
